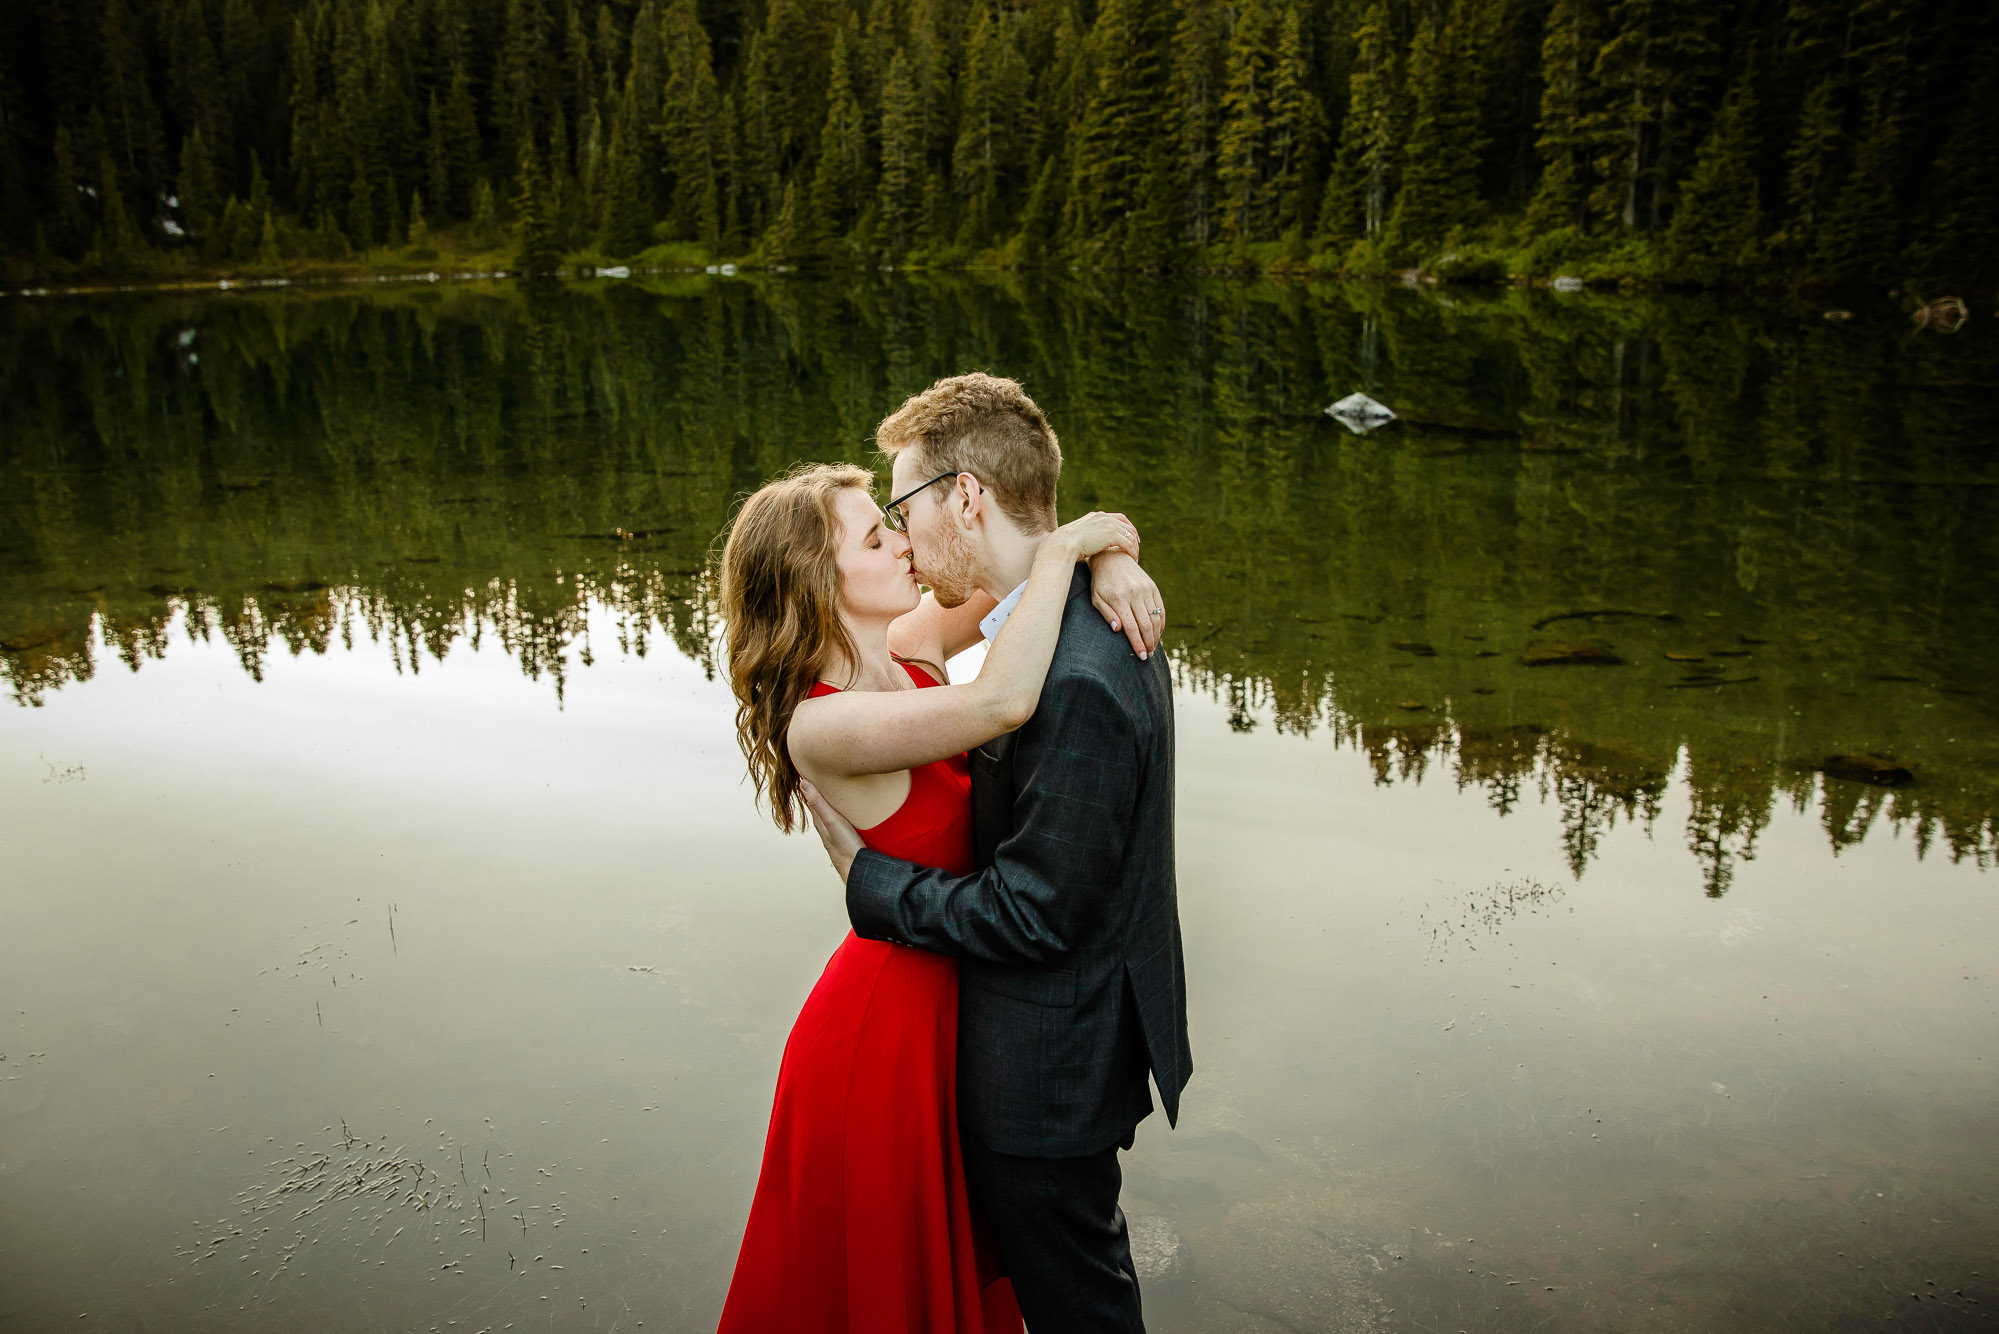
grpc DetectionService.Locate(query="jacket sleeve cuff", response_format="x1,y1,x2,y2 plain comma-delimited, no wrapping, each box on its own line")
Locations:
845,847,908,942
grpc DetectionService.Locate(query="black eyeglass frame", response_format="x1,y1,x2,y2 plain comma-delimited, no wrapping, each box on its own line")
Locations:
881,472,968,533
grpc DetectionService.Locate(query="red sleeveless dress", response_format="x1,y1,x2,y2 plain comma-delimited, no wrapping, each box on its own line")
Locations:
717,662,1022,1334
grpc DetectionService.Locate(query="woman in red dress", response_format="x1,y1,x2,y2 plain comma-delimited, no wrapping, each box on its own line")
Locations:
713,462,1160,1332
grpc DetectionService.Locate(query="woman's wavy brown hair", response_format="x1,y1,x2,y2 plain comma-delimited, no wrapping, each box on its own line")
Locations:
718,462,875,832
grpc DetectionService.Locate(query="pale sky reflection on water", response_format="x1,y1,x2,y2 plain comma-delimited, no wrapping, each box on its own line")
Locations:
1,604,1993,1332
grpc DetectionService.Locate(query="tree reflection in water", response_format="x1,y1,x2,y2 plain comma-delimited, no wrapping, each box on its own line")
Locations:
3,276,1994,895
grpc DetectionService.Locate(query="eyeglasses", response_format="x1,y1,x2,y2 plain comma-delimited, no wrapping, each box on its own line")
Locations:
881,472,964,533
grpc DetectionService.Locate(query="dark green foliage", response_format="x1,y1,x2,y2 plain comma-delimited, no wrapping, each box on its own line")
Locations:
1665,66,1762,283
48,125,92,258
1386,8,1485,258
90,150,147,272
177,128,223,246
1169,1,1226,249
1319,0,1400,250
953,6,1030,247
1525,0,1597,234
813,25,871,249
876,49,921,259
661,0,722,249
1068,0,1170,261
512,139,560,275
436,67,482,220
0,0,1987,288
1905,26,1999,291
597,80,651,257
1217,0,1278,246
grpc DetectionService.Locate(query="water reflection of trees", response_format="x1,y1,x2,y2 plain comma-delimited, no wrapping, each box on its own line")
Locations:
2,277,1994,893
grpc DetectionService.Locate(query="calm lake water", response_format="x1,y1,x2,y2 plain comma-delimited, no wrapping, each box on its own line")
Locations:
2,275,1995,1333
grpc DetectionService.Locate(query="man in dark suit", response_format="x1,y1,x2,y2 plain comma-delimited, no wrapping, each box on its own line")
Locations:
799,373,1192,1333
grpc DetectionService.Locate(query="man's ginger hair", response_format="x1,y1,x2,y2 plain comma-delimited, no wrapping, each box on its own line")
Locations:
875,373,1062,533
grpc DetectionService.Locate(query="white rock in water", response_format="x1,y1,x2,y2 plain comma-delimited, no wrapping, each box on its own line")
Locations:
1551,275,1586,293
1127,1214,1188,1281
1326,391,1397,435
599,265,631,279
719,263,738,276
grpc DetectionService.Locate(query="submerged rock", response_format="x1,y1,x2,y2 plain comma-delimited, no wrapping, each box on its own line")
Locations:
1326,392,1397,435
1128,1215,1189,1281
1521,640,1624,667
1821,754,1914,786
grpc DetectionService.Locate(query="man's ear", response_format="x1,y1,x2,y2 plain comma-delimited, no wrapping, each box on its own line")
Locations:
951,473,984,531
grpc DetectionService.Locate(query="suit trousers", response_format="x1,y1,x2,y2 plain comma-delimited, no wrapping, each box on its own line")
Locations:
962,1130,1145,1334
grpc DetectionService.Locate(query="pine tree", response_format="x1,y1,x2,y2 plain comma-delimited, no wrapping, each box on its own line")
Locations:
100,0,166,214
1265,6,1324,240
346,152,375,248
1013,152,1063,262
426,93,450,224
1586,0,1714,232
767,175,821,262
513,138,561,274
952,6,1030,246
471,177,499,247
737,34,783,242
1216,0,1277,245
813,25,871,244
1168,1,1226,249
439,66,481,220
1386,7,1485,258
407,188,434,250
717,90,745,251
661,0,722,248
287,16,327,223
598,79,652,257
49,125,93,257
91,150,146,272
256,206,281,264
220,0,260,174
178,127,223,245
876,48,921,258
0,68,27,246
1067,0,1167,260
1318,0,1402,249
1525,0,1597,233
624,0,666,220
166,0,232,184
497,0,554,173
1663,65,1762,284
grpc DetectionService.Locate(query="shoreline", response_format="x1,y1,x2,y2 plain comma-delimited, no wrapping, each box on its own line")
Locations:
0,260,1826,303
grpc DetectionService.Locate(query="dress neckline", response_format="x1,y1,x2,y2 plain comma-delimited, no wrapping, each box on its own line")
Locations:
814,660,939,694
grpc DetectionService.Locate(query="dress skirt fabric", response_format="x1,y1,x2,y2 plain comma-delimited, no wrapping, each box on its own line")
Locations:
717,663,1020,1333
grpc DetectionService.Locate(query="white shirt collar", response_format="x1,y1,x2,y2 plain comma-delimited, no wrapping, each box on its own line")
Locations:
978,580,1029,641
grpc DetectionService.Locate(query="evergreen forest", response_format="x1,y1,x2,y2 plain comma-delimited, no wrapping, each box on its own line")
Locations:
1,0,1994,289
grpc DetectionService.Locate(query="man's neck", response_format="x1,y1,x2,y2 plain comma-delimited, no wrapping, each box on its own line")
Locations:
979,524,1051,601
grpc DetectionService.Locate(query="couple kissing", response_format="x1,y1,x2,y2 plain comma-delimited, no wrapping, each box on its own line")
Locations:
714,372,1193,1333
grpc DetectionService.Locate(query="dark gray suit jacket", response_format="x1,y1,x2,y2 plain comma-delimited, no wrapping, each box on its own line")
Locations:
847,565,1192,1158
